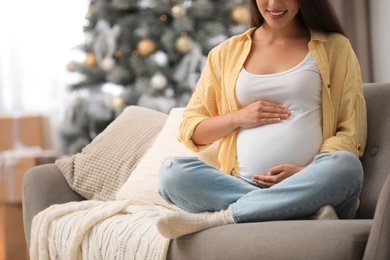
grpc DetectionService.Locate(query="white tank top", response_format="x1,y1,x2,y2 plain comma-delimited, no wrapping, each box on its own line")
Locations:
235,53,322,182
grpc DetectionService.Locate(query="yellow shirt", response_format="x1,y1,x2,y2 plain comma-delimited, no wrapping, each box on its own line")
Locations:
178,27,367,175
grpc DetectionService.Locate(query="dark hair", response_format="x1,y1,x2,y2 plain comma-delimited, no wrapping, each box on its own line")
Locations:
249,0,347,37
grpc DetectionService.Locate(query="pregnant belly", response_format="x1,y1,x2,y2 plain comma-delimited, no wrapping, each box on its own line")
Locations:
236,113,322,180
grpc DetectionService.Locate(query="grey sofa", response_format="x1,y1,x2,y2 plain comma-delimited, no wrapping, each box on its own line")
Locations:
23,82,390,260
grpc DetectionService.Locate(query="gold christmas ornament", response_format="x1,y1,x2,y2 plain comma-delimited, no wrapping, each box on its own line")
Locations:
137,38,156,57
84,52,98,67
131,50,139,57
171,4,187,18
160,15,168,22
175,34,194,54
114,50,122,58
231,5,250,25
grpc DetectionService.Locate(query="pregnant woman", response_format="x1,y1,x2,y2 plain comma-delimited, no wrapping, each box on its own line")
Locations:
157,0,367,239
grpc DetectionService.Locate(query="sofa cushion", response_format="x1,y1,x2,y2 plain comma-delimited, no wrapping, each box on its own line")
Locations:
168,220,372,260
358,83,390,218
55,106,167,201
115,107,219,209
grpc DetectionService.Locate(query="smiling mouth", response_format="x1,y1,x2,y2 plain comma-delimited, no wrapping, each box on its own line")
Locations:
268,10,287,16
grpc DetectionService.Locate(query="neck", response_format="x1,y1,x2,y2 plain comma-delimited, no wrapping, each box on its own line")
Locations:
256,19,308,42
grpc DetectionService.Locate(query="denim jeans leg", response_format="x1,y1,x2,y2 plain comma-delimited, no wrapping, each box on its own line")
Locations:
231,151,364,223
158,156,258,213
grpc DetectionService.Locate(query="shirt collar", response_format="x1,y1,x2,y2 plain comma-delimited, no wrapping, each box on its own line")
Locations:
243,27,327,43
243,27,257,40
310,30,327,42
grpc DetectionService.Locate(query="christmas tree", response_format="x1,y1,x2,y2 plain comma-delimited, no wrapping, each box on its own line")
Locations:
61,0,250,155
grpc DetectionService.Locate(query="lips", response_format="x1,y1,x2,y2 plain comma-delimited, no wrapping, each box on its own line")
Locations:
267,10,287,18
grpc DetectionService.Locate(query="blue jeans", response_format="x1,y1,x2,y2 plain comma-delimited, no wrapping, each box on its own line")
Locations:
158,151,363,223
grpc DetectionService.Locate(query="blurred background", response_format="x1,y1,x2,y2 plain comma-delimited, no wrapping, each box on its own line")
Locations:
0,0,389,157
0,1,389,259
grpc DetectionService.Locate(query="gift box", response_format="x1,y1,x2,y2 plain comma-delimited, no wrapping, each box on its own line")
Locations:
0,114,55,259
0,203,29,260
0,150,57,203
0,114,52,152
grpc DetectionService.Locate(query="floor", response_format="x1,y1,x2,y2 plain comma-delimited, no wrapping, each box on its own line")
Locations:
0,203,29,260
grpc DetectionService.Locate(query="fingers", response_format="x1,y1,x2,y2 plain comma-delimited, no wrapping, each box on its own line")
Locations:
252,174,278,188
252,165,288,187
256,117,282,126
256,101,291,118
267,165,284,175
237,100,291,128
251,101,291,125
252,164,303,187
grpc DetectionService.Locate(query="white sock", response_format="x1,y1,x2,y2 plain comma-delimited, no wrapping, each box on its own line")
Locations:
308,205,339,220
156,209,234,239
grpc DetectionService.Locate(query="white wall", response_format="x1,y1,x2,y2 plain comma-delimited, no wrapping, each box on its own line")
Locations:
370,0,390,83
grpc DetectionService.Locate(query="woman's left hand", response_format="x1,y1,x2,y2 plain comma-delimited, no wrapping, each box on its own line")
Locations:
252,164,305,188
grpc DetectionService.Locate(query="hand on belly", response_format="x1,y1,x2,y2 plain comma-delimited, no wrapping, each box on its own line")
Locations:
252,163,306,188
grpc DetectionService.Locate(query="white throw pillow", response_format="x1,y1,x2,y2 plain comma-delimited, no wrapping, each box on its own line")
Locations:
55,106,167,201
115,107,219,210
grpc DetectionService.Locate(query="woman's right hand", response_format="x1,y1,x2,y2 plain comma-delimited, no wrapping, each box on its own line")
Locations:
234,100,291,129
192,100,290,146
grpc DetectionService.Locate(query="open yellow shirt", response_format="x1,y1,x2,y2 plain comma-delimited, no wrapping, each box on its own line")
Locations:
178,27,367,175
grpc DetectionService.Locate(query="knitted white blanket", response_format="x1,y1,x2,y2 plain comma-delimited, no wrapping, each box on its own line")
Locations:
30,199,172,260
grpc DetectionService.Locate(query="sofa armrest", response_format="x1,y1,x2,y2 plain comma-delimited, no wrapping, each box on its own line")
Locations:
363,173,390,260
22,163,85,250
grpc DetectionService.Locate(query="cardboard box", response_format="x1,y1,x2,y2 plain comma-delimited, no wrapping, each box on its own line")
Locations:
0,114,52,152
0,203,29,260
0,151,57,203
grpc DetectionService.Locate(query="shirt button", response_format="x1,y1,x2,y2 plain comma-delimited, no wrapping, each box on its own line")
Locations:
327,84,331,88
